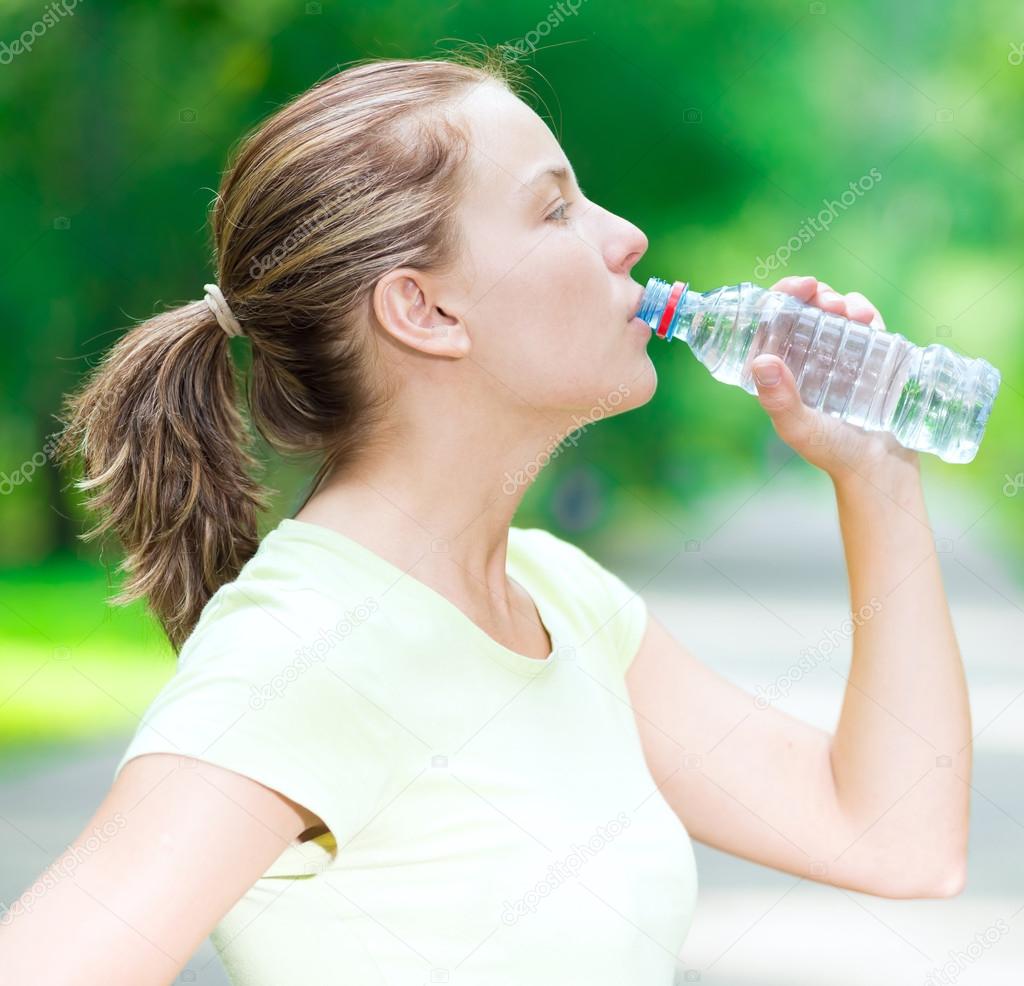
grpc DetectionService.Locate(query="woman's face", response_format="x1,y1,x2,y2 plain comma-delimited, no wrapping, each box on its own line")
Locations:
445,82,657,424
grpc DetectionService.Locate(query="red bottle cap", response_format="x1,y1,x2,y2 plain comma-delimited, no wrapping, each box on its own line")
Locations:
657,281,688,339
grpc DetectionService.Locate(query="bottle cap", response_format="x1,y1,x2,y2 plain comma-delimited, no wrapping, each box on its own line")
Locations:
657,281,688,339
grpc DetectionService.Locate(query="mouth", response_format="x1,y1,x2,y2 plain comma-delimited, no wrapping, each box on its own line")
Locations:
627,284,645,322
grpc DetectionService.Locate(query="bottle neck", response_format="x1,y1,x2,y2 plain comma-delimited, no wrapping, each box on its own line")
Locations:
638,277,703,342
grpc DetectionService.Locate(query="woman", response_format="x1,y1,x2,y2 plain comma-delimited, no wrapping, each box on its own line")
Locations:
1,51,969,985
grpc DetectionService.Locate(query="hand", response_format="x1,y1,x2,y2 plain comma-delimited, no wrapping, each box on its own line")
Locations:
750,275,921,487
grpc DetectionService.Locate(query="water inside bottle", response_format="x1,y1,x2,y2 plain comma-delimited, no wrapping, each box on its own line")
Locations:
642,280,1001,464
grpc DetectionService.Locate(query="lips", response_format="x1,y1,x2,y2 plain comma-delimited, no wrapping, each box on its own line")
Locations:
627,284,645,321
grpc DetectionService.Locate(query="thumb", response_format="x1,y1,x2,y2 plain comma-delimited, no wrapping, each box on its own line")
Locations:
751,355,814,436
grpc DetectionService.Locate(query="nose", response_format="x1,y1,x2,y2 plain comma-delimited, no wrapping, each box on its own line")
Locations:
605,215,648,275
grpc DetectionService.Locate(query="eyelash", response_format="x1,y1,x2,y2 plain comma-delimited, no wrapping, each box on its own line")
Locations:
546,200,574,224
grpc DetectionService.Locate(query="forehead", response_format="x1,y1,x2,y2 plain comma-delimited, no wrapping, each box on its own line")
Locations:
455,84,567,200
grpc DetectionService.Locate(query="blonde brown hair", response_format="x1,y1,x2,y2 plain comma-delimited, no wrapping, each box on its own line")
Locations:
54,49,527,652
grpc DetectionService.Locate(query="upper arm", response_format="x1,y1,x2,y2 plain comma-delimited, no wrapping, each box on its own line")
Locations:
624,612,948,899
0,752,321,986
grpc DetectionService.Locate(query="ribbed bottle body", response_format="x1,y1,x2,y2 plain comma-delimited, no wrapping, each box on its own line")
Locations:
638,278,1001,464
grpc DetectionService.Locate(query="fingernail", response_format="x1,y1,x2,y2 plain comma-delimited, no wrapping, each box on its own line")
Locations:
753,363,780,386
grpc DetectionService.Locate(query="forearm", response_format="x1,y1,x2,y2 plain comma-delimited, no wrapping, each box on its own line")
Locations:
827,464,971,889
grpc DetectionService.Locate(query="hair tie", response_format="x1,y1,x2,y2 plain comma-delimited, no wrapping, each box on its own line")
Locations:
203,283,243,338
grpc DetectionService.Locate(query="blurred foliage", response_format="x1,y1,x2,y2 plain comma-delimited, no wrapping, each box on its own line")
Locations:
0,0,1021,691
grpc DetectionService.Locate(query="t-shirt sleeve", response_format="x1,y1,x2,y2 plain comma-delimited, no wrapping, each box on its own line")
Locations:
581,551,649,675
112,586,401,852
534,530,650,676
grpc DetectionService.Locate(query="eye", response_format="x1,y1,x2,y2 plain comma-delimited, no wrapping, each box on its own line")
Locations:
546,200,573,224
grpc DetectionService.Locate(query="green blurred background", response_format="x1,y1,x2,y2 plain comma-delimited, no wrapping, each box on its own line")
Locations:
1,0,1021,756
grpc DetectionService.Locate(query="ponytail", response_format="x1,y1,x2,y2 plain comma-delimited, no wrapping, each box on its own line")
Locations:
53,51,521,653
53,299,269,652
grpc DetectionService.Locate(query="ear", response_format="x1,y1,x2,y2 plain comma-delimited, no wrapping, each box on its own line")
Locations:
372,268,470,357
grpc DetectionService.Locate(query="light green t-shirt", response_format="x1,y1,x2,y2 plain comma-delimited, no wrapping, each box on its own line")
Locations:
114,518,699,984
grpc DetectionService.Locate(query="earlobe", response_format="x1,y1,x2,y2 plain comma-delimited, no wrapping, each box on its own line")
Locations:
433,306,471,352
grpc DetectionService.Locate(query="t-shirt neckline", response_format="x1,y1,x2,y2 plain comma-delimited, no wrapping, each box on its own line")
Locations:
274,517,561,677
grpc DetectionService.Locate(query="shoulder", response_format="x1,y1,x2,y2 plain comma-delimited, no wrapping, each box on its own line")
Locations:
510,525,624,586
179,537,382,674
509,525,646,618
509,525,588,563
512,526,649,674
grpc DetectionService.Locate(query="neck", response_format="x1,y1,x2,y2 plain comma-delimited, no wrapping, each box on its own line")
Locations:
292,411,570,612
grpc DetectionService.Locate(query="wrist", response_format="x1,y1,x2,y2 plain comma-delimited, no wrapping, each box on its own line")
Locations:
830,457,924,511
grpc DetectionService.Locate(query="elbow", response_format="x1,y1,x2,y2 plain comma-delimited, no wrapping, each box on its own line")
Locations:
928,856,967,898
877,855,967,899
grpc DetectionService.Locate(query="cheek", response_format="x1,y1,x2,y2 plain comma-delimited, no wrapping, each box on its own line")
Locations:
509,240,600,338
463,235,615,399
469,310,590,407
467,243,579,344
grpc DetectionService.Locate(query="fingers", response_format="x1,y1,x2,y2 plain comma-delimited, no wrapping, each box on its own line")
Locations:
812,282,847,314
839,288,880,327
769,276,887,330
769,275,818,302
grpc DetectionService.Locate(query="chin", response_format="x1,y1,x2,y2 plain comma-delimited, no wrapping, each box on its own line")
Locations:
585,368,657,423
625,359,658,409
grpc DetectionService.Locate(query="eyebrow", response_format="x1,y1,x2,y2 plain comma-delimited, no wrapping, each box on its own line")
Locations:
516,162,580,200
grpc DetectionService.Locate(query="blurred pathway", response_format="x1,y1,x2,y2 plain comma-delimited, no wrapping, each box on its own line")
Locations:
2,474,1021,985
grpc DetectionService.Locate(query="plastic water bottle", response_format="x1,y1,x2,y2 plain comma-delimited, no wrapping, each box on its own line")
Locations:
636,277,1001,464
